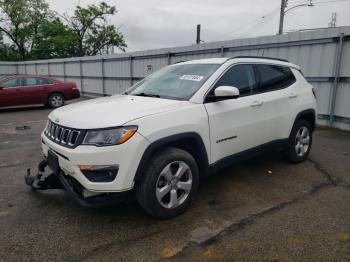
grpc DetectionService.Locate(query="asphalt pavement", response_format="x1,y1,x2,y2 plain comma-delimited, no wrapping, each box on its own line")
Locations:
0,99,349,261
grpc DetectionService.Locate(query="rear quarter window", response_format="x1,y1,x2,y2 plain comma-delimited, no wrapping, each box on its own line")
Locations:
256,64,296,92
38,78,53,85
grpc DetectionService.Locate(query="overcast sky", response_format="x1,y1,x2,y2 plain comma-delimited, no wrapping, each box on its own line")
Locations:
47,0,350,52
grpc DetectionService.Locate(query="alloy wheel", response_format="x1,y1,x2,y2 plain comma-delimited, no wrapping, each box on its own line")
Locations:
295,126,310,157
51,95,63,107
156,161,193,209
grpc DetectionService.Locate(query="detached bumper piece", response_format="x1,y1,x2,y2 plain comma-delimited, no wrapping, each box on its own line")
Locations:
25,153,130,208
25,160,63,190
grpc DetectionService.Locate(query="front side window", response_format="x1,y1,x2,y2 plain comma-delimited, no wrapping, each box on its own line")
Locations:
256,64,296,92
213,64,256,96
126,64,220,100
2,78,21,88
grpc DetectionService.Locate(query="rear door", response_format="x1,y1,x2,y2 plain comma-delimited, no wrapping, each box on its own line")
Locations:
21,77,50,105
254,64,297,142
204,64,267,163
0,77,24,107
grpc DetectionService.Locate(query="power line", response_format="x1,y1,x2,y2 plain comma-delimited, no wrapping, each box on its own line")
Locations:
217,0,350,40
312,0,350,4
288,0,350,4
238,10,280,37
218,7,280,39
287,0,311,4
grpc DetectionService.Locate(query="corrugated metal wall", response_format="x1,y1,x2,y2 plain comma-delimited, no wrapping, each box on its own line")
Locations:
1,27,349,130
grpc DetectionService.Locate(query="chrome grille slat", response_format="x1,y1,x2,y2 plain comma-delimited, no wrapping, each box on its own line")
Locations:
54,127,60,141
45,121,82,148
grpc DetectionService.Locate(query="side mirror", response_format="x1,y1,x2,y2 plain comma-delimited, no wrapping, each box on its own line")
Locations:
207,86,240,102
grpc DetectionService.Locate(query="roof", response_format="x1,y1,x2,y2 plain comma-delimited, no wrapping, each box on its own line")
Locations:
178,56,300,70
179,58,229,64
0,74,55,78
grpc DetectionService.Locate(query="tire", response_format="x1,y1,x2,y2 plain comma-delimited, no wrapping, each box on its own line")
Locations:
48,93,64,108
285,120,313,163
136,147,199,219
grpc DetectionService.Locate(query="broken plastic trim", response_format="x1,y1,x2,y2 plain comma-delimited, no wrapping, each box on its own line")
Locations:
25,159,132,207
25,160,63,190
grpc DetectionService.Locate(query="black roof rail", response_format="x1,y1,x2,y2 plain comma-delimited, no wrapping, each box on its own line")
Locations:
231,56,290,63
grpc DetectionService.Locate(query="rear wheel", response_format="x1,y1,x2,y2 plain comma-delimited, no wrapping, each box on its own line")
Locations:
136,147,199,219
48,93,64,108
286,120,312,163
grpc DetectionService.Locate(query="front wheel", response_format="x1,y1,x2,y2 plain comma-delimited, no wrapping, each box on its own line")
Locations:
48,93,64,108
285,120,313,163
136,147,199,219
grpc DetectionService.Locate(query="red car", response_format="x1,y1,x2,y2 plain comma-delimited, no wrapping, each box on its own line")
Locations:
0,74,80,108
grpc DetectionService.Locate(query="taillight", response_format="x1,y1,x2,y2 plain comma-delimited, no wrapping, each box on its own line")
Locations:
312,87,316,98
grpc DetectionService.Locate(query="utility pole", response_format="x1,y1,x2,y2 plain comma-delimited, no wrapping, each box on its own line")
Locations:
328,12,337,27
196,24,201,44
278,0,313,34
278,0,287,35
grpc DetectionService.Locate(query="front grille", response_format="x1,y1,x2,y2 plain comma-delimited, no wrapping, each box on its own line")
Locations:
44,121,84,148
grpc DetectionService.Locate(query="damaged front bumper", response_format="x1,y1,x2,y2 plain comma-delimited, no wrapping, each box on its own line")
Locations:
25,152,132,208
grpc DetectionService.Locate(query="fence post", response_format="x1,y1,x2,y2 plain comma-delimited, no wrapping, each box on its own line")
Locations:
129,55,133,86
221,46,225,57
24,63,27,74
329,33,344,126
35,63,38,75
101,58,106,95
47,62,50,76
167,52,171,65
16,63,19,74
79,60,84,94
63,61,66,81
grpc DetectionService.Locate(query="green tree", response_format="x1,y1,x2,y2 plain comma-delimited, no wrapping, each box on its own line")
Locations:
0,32,16,60
66,1,126,56
29,0,54,50
31,19,79,59
0,0,126,61
0,0,52,60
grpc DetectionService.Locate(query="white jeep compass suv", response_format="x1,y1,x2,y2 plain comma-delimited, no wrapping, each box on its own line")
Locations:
26,56,317,218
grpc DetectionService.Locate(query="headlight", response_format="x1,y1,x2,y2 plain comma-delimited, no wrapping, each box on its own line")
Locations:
82,126,138,146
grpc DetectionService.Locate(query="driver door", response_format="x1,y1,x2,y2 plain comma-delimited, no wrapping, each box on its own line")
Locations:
0,77,24,107
204,64,266,164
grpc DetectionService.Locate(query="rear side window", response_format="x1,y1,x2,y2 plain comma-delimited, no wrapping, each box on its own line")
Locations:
256,65,296,92
23,77,53,86
214,64,256,96
23,77,38,86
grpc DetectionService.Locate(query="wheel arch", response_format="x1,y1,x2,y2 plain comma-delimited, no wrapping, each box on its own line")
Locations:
48,91,65,100
292,109,316,134
134,132,210,183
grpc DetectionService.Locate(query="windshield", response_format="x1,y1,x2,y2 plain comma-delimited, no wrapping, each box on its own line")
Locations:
0,75,10,81
125,64,220,100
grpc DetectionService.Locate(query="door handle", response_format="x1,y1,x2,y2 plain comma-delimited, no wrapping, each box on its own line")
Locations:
289,93,298,98
250,101,263,107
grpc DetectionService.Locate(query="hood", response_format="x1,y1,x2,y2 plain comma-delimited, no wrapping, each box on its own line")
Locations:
49,95,184,129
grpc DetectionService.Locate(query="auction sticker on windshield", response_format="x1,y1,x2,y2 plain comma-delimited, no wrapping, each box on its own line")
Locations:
180,75,204,81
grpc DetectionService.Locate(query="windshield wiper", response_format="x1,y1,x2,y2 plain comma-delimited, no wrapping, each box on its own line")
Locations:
133,92,160,98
